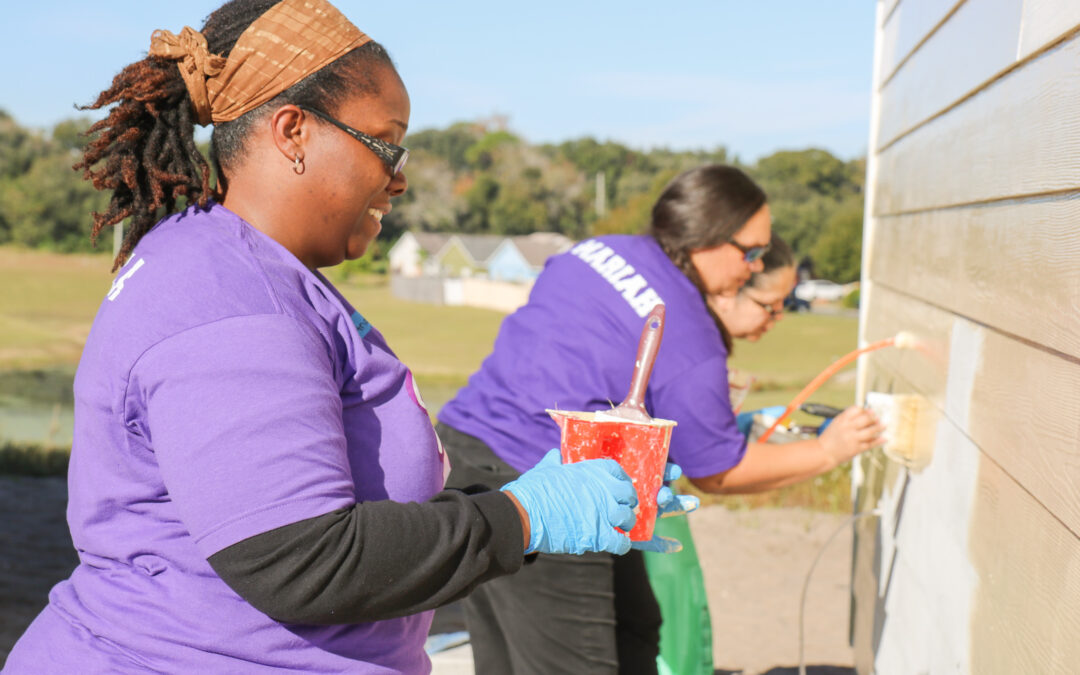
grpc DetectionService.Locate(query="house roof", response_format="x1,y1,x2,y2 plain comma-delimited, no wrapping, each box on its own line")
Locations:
412,232,452,256
512,232,575,267
453,234,505,264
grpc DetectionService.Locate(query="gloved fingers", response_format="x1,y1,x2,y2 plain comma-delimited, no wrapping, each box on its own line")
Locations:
656,485,674,508
607,502,636,533
631,534,683,554
736,411,756,437
659,494,700,518
601,529,633,556
661,462,683,482
586,460,638,507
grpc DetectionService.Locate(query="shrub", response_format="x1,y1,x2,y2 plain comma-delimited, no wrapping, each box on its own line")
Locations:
0,441,70,476
842,287,860,309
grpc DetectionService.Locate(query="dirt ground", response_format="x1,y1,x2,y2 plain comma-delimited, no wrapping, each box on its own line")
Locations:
0,476,856,674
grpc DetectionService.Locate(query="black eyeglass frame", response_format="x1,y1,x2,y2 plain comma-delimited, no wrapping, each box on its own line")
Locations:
743,292,782,318
299,105,409,177
728,238,771,263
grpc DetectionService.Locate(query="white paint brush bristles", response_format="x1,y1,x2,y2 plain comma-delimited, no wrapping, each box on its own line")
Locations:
865,392,935,472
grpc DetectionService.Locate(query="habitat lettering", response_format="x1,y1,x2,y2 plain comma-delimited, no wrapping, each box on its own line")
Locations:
570,240,664,317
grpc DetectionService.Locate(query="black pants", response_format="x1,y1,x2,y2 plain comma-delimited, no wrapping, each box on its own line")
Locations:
437,423,661,675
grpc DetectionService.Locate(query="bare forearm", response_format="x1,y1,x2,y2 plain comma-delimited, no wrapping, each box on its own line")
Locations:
688,440,836,494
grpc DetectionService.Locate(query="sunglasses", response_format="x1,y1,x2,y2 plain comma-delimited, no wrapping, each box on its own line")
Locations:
300,106,409,177
744,293,782,318
727,238,770,263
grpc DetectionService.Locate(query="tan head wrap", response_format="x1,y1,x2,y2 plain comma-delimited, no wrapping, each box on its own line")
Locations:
149,0,371,126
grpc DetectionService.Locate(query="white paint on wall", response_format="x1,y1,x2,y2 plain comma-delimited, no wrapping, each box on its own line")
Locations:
873,318,983,675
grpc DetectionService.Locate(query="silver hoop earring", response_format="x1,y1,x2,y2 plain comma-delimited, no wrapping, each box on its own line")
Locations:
293,155,305,175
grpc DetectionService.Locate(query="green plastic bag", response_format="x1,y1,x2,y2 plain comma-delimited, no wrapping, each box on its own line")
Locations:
644,513,713,675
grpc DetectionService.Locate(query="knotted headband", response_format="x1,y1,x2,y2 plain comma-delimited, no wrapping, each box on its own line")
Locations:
149,0,371,126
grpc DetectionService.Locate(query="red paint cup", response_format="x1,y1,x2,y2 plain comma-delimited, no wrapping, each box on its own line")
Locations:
547,410,676,541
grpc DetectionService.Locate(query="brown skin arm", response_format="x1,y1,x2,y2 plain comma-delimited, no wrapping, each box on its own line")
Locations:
503,491,531,550
689,406,885,494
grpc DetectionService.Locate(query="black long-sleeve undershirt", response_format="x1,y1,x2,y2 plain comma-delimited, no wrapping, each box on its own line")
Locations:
207,488,523,625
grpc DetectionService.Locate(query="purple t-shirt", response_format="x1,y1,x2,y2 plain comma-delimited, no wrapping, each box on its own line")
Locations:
6,204,446,674
438,235,746,478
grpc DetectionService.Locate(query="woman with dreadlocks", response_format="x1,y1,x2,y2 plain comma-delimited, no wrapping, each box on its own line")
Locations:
3,1,688,672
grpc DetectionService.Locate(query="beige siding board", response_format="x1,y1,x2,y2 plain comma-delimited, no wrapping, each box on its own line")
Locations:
874,32,1080,214
1018,0,1080,60
969,457,1080,673
877,0,1023,149
967,330,1080,538
862,285,1080,536
877,0,962,85
869,194,1080,358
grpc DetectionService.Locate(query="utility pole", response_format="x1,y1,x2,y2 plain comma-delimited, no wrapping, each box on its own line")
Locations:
595,171,606,218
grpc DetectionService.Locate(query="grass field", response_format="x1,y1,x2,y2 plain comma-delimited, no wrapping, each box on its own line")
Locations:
0,248,861,509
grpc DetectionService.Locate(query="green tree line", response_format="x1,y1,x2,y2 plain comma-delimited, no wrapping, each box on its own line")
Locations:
0,110,864,282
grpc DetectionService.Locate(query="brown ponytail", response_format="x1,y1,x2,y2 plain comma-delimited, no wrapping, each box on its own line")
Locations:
649,164,768,354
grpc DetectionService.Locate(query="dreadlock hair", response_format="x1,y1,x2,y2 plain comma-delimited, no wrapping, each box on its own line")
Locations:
77,0,395,271
648,164,768,353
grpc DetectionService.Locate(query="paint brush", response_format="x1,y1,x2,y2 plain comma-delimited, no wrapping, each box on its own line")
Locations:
595,303,665,424
865,392,935,472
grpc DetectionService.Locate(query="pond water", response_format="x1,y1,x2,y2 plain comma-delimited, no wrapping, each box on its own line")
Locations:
0,404,74,446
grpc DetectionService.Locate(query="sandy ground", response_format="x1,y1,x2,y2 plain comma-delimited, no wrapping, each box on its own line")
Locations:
0,477,855,674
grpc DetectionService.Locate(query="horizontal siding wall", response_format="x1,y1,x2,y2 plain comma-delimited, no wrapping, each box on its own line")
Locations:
855,0,1080,672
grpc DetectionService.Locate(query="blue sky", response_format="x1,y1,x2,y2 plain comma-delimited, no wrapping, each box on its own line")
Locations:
3,1,876,162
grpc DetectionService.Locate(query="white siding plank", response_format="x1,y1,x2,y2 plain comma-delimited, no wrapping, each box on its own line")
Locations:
878,0,962,85
874,32,1080,214
1018,0,1080,60
881,0,902,29
877,0,1023,148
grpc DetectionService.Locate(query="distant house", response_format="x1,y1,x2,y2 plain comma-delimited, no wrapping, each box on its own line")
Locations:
439,234,504,277
388,230,576,311
488,232,575,282
387,232,450,277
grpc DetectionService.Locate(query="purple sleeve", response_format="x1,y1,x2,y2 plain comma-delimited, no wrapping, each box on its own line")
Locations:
651,354,747,478
131,314,357,558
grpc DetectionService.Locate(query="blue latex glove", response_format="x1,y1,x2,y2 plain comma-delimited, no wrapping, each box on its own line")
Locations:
736,405,788,438
632,463,700,554
502,449,638,555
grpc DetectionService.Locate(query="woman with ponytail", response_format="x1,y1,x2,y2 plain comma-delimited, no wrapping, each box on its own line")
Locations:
436,166,883,673
4,1,674,672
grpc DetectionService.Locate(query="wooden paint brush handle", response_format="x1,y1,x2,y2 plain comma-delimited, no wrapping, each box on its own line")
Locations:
623,303,665,413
